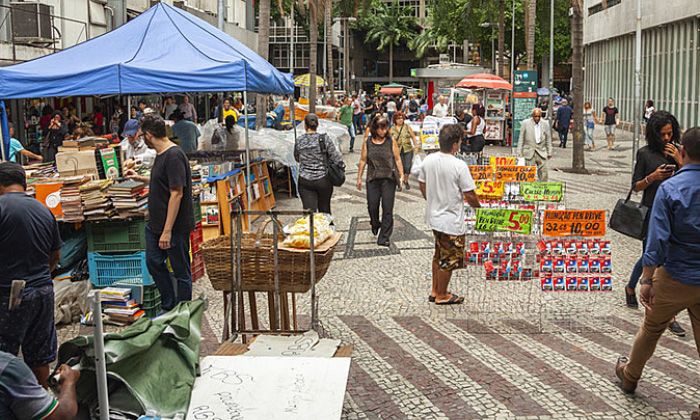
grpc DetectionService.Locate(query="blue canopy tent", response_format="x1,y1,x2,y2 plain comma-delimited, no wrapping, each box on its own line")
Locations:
0,1,294,170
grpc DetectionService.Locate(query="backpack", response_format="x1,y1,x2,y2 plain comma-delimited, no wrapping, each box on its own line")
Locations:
408,100,418,113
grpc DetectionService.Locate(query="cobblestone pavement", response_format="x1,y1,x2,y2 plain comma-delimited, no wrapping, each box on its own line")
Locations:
57,127,698,419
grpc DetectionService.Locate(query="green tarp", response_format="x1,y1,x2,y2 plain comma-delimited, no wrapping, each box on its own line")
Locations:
58,299,206,418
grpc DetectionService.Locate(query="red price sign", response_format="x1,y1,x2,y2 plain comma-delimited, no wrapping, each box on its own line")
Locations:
543,210,606,237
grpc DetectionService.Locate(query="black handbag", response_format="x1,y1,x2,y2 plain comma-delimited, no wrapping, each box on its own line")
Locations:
609,187,649,240
319,135,346,187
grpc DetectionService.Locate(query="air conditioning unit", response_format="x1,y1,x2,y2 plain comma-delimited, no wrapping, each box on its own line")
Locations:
10,2,54,45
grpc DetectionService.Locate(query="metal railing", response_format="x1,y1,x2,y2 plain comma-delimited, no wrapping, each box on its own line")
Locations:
0,4,89,63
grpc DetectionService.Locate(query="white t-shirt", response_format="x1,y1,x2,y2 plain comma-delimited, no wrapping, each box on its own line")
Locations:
386,101,397,113
433,103,448,118
418,152,476,235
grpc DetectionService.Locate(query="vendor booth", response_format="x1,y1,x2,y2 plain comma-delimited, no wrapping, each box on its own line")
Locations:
456,73,513,146
0,3,351,419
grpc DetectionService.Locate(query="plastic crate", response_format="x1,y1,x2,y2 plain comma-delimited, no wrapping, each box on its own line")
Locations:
190,223,203,253
192,251,205,281
88,251,154,287
87,219,147,253
142,300,161,319
143,285,160,306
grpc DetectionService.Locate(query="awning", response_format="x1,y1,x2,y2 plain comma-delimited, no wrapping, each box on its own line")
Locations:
455,73,513,91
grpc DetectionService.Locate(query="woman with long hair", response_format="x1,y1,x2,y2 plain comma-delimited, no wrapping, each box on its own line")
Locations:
583,101,597,150
390,112,419,190
294,113,344,214
44,112,68,162
357,116,404,247
625,110,686,336
465,103,485,153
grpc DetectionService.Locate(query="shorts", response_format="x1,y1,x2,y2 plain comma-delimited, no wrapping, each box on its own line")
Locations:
433,230,466,271
0,284,57,367
604,124,616,136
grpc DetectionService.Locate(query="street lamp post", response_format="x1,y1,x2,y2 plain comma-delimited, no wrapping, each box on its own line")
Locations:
548,0,554,121
632,0,642,170
479,22,496,74
334,16,357,93
510,0,515,84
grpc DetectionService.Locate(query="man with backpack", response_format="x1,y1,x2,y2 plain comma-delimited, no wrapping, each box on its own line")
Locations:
406,94,420,121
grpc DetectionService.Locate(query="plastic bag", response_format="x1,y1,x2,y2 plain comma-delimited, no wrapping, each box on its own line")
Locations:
410,153,424,177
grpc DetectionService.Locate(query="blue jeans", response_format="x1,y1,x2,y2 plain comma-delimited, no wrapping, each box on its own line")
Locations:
347,124,356,151
585,125,594,146
387,112,395,127
353,113,363,133
145,225,192,311
558,127,569,147
627,238,647,290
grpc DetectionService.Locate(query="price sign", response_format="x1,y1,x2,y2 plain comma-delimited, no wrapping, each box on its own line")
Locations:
469,165,494,180
494,165,537,182
543,210,606,237
475,181,505,199
420,123,440,150
475,209,533,235
489,156,517,167
521,182,564,202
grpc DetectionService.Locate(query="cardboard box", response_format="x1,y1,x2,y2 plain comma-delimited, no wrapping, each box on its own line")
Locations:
56,150,98,177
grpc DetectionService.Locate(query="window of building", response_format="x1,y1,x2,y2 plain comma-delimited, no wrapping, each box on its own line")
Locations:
588,0,622,17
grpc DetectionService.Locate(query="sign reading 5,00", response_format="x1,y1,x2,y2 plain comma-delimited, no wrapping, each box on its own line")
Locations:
543,210,606,237
475,209,533,235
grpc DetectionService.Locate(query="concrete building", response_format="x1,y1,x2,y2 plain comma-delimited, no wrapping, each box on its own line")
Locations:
583,0,700,129
0,0,257,66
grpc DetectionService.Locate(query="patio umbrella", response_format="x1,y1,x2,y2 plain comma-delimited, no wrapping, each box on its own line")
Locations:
380,83,408,95
455,73,513,91
537,87,550,96
294,73,325,87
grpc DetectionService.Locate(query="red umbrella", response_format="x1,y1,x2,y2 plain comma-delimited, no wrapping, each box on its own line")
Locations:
455,73,513,91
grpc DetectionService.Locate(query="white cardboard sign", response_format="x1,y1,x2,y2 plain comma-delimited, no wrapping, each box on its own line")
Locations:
187,356,351,420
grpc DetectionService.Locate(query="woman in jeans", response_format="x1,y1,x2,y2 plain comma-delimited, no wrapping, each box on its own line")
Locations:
625,110,686,337
294,113,344,214
465,104,485,153
357,116,404,247
390,112,419,190
583,102,597,150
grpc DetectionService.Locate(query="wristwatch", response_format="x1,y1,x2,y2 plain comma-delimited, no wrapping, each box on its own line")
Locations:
639,277,653,286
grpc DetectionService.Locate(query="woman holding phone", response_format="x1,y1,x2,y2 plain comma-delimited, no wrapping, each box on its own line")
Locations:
625,111,685,336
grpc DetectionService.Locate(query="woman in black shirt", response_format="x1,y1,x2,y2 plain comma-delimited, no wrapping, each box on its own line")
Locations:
625,111,685,335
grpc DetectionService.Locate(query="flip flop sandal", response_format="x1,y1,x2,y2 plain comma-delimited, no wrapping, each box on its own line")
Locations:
435,294,464,305
429,291,451,302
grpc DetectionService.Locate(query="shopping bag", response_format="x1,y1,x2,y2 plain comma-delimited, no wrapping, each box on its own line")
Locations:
410,153,424,177
609,187,648,240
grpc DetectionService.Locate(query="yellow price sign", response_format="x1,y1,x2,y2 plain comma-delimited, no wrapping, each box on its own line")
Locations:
475,181,505,199
489,156,517,167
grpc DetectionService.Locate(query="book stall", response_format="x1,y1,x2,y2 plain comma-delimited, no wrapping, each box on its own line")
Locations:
460,154,613,333
0,3,354,419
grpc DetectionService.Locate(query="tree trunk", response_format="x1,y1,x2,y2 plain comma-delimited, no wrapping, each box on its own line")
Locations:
325,0,335,105
389,44,394,83
571,0,586,172
526,0,536,70
256,0,271,128
498,0,505,77
309,4,318,113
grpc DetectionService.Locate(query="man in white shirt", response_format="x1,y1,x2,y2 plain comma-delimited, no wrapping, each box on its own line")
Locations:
419,124,481,305
516,108,552,181
119,119,156,169
386,97,397,126
432,95,449,118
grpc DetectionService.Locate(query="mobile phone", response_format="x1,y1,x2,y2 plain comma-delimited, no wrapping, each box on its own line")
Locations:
661,164,676,172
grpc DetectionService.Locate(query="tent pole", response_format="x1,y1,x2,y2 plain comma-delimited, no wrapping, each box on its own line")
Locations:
243,91,251,212
92,291,110,420
0,101,10,161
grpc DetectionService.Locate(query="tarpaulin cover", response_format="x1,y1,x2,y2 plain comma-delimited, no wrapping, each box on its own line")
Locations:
57,299,206,417
0,3,294,99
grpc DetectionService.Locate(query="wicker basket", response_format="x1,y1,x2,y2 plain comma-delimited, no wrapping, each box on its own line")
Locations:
200,220,339,293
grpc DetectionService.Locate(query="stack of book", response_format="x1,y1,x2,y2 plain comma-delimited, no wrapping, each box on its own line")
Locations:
60,177,88,222
100,287,144,325
57,137,108,153
81,179,116,221
109,180,148,219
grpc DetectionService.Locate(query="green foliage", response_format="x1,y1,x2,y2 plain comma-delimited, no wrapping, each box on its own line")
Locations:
361,1,419,52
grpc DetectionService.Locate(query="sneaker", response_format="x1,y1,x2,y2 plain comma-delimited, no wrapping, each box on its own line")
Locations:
615,356,637,394
404,182,411,191
668,321,686,337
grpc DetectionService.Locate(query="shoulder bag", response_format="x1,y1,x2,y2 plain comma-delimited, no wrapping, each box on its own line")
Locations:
319,134,346,187
609,187,648,240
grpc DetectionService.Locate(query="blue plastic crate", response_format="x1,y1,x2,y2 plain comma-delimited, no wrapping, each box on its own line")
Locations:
88,252,154,287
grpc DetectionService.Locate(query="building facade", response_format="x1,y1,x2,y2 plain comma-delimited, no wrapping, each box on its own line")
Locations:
583,0,700,129
0,0,257,66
